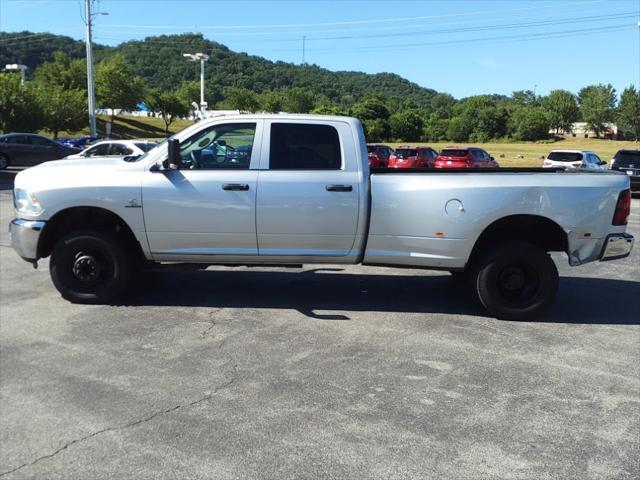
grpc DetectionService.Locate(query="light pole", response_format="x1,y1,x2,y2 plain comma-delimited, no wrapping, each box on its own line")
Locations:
4,64,28,85
183,53,209,111
83,0,108,138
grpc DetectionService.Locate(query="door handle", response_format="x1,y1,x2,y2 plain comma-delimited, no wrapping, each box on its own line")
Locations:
222,183,250,191
325,184,353,192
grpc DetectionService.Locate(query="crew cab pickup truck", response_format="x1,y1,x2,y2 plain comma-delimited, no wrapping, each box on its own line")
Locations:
9,115,634,320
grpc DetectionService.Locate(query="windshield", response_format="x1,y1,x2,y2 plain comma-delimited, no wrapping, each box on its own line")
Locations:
440,149,468,157
127,137,169,162
394,149,417,157
548,152,583,162
614,151,640,167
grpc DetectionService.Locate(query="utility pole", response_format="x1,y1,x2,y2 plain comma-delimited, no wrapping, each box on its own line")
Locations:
84,0,97,138
302,36,306,64
183,53,209,111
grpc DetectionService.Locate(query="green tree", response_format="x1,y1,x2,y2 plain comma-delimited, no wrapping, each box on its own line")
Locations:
282,87,315,113
311,104,347,115
350,96,391,141
389,110,424,141
423,114,449,142
446,116,471,142
578,84,616,137
224,87,260,112
146,89,189,137
95,54,145,124
508,107,550,141
542,89,579,134
0,73,43,133
511,90,538,106
259,90,284,113
617,85,640,140
176,80,201,108
34,51,86,91
35,84,86,138
430,93,456,118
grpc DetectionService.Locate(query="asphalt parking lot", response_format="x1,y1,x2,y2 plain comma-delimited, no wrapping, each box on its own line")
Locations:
1,170,638,479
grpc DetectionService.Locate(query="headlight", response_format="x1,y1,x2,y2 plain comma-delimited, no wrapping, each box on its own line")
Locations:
13,189,44,216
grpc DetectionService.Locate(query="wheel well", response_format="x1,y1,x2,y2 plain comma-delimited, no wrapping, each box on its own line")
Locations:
469,215,568,265
37,207,145,261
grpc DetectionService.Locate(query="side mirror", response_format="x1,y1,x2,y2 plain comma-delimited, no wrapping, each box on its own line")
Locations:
490,156,495,161
217,139,227,147
163,139,181,170
599,160,607,166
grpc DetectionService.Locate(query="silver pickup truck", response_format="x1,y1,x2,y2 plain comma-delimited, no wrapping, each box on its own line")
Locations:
9,115,634,320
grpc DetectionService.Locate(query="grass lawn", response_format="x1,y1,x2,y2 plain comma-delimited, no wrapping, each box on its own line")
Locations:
48,115,196,141
389,138,638,167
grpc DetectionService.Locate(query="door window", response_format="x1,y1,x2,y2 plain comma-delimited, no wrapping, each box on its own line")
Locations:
110,144,134,156
9,135,30,145
178,123,256,170
269,123,341,170
85,143,111,157
29,136,56,147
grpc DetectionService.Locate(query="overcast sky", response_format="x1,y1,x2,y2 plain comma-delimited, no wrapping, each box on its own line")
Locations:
1,0,639,98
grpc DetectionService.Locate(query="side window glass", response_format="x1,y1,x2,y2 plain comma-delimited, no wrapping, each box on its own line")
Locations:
10,136,28,145
110,144,133,156
270,123,341,170
179,123,256,170
83,146,98,157
88,144,110,156
593,154,602,164
29,136,55,147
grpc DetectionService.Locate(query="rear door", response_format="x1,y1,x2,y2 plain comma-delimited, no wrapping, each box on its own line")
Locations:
256,120,360,257
28,135,66,164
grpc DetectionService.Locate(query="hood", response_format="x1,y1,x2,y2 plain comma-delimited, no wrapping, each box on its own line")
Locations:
14,156,144,192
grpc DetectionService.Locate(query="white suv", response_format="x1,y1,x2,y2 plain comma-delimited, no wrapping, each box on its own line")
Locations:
543,150,607,170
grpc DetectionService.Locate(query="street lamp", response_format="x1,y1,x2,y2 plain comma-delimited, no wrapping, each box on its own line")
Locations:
5,64,28,85
183,52,209,111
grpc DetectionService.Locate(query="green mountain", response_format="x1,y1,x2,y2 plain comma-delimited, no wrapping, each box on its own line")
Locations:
0,32,438,109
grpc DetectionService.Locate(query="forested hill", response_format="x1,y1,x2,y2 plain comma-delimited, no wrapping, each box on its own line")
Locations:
0,31,438,108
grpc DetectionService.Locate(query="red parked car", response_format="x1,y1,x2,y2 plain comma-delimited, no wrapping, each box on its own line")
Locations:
367,144,394,168
435,147,499,169
387,146,438,169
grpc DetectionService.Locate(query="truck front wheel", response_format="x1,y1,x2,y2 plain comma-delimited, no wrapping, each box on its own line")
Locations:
472,242,558,321
50,229,131,304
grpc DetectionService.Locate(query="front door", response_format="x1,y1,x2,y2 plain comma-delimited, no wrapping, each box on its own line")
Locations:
142,121,262,259
256,121,360,257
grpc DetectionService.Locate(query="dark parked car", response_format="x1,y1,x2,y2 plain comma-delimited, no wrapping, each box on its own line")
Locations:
610,149,640,193
367,144,394,168
0,133,81,169
435,147,499,169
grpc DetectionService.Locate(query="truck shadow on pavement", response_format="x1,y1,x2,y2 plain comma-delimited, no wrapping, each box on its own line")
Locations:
124,268,640,325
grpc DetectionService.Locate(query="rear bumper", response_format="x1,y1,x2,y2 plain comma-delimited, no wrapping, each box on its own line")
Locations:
600,233,634,262
9,218,46,262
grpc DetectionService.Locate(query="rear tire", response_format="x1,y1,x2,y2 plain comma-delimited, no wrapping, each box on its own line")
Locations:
471,242,558,321
50,229,131,304
0,154,9,170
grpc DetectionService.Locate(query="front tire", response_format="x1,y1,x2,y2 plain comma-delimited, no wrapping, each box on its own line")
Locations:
50,229,131,304
472,242,558,321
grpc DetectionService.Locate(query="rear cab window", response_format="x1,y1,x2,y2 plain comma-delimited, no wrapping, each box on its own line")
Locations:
548,152,583,162
394,149,418,158
269,123,342,170
614,151,640,167
440,149,468,157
